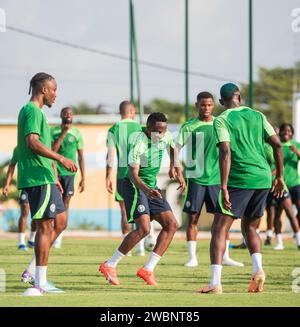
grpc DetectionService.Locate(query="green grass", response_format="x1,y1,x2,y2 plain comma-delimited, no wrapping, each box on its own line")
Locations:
0,238,299,307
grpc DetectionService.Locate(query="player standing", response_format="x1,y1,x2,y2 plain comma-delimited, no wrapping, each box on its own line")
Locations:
51,107,85,248
199,83,284,294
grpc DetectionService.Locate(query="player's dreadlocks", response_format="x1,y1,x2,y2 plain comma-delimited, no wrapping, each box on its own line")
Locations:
28,72,54,95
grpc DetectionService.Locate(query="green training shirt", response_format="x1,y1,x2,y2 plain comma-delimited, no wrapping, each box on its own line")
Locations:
17,102,55,189
51,126,84,176
11,146,18,165
214,106,275,189
282,140,300,189
129,127,175,188
177,117,220,186
107,119,142,180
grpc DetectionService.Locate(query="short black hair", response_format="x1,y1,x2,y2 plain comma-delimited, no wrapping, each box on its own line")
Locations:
28,72,54,95
220,83,239,100
279,123,294,135
196,91,214,102
147,112,167,127
119,100,133,114
60,107,72,116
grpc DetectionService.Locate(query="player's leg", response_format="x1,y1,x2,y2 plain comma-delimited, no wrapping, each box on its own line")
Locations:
137,210,178,285
265,201,275,246
119,200,133,256
274,206,284,250
222,230,244,266
183,181,205,267
18,201,30,251
28,219,37,248
281,197,300,248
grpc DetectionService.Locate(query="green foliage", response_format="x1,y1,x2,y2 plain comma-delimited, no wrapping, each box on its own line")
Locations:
71,102,106,115
241,62,300,126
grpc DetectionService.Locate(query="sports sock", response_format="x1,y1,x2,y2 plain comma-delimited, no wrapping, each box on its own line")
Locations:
295,231,300,246
106,250,125,268
34,266,47,288
26,255,36,276
187,241,197,260
276,233,283,247
18,233,26,246
266,229,273,238
29,231,36,243
210,264,222,286
144,252,161,272
222,240,230,260
251,253,263,274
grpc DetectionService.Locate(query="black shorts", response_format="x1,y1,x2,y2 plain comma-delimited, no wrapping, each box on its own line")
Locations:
19,189,29,205
288,185,300,203
25,184,65,220
115,179,125,202
183,181,220,214
59,175,75,198
122,178,172,223
266,189,290,206
215,187,270,219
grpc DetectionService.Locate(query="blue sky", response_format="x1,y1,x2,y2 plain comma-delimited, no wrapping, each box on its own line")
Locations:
0,0,299,118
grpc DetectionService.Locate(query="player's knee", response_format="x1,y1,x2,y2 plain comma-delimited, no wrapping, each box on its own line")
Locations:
137,225,150,238
166,218,178,233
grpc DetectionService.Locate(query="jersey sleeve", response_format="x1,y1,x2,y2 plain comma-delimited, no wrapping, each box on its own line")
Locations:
128,136,146,166
261,114,275,141
24,108,42,136
214,116,230,143
106,126,116,148
177,125,186,147
10,147,18,165
76,129,84,150
166,130,175,148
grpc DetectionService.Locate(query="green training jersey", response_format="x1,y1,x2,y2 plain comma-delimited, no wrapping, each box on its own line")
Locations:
11,146,18,165
129,127,175,188
107,119,142,179
17,102,55,189
51,126,84,176
214,106,275,189
177,117,220,186
282,140,300,188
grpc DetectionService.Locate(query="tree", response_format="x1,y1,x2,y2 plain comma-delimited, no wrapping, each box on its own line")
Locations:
241,62,300,126
71,102,106,115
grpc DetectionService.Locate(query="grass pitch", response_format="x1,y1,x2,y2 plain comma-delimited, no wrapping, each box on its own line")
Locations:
0,238,299,307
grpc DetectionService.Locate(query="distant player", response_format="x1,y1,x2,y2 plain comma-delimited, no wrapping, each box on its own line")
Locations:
199,83,284,294
51,107,85,248
19,72,77,296
175,91,243,267
99,112,185,285
2,146,36,250
106,101,145,256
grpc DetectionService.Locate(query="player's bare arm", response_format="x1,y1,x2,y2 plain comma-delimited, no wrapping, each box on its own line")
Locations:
219,141,232,211
77,149,85,193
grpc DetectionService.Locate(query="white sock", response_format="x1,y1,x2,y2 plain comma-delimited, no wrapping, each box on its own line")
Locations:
55,231,64,245
295,231,300,246
106,250,125,268
210,264,222,286
223,240,230,260
18,233,26,246
26,255,36,276
266,230,273,238
144,252,161,272
137,238,145,253
187,241,197,260
251,253,263,274
34,266,47,288
29,231,36,243
276,233,283,246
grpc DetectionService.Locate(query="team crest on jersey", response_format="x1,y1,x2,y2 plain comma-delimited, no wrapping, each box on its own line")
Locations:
185,201,191,208
68,136,75,143
158,142,165,150
137,204,145,213
50,204,56,213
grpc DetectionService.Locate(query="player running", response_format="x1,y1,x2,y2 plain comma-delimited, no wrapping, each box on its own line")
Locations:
99,112,185,286
2,146,36,250
106,101,145,256
51,107,85,249
198,83,284,294
175,91,243,267
19,72,77,296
